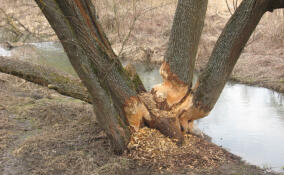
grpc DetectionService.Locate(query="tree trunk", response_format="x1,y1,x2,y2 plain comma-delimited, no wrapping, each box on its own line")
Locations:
165,0,208,87
179,0,283,132
0,56,90,102
28,0,284,153
152,0,208,134
34,0,183,152
193,0,272,113
35,0,137,153
153,0,284,134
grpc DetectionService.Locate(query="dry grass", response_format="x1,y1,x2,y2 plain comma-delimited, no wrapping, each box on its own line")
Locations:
4,0,282,92
0,72,145,175
0,72,275,175
1,2,284,174
0,0,56,42
1,0,284,53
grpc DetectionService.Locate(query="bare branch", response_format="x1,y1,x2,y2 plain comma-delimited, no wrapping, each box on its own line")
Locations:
225,0,233,15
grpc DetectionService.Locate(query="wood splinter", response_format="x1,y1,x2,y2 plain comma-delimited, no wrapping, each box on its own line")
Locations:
124,61,208,144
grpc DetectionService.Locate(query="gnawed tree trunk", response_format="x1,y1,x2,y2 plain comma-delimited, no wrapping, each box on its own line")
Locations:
29,0,284,154
179,0,272,133
34,0,184,152
34,0,137,153
193,0,272,113
152,0,208,134
151,0,284,134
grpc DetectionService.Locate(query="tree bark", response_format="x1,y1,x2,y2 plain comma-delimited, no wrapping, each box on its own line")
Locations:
28,0,284,152
0,57,146,103
153,0,284,134
34,0,184,152
34,0,136,153
193,0,272,113
165,0,208,86
0,56,90,102
179,0,284,132
152,0,208,135
267,0,284,11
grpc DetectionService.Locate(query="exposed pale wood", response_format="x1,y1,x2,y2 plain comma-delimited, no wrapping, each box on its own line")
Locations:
124,96,150,131
150,0,208,135
150,62,208,134
31,0,284,152
138,93,184,144
152,62,188,108
151,0,284,135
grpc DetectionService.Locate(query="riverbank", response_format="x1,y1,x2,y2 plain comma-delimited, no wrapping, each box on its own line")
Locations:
1,0,284,93
0,1,283,174
0,72,279,175
195,48,284,94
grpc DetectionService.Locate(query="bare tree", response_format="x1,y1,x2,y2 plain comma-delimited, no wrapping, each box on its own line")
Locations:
32,0,284,154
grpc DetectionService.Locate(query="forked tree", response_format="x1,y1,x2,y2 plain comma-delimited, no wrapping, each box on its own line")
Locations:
34,0,284,153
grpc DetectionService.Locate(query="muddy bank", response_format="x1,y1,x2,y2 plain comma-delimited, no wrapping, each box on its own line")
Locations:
0,72,279,175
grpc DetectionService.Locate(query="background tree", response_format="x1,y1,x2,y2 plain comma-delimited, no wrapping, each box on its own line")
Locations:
34,0,284,153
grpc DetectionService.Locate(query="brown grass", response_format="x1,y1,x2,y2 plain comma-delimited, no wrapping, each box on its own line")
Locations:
1,1,284,174
0,72,276,175
0,72,145,175
2,0,284,54
0,0,56,42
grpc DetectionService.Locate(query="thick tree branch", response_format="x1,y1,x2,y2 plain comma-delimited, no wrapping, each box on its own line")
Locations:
193,0,271,113
30,0,284,147
33,0,182,151
164,0,208,86
34,0,133,153
0,57,90,102
150,0,208,135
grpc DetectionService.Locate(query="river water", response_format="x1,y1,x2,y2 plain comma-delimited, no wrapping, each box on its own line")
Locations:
1,42,284,172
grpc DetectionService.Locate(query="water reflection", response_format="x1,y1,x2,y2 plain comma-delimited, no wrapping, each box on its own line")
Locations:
134,64,284,172
0,47,11,57
0,42,77,76
31,42,77,76
198,84,284,172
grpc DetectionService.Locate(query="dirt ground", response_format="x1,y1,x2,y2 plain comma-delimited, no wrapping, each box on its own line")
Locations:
0,72,280,175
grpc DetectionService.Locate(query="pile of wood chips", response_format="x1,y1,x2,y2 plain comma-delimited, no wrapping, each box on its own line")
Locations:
127,127,238,172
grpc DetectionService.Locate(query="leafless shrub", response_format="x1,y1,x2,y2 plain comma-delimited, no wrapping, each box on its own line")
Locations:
225,0,239,15
0,0,55,42
94,0,175,57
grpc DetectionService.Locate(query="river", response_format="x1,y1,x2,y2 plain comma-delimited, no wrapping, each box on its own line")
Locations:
1,42,284,172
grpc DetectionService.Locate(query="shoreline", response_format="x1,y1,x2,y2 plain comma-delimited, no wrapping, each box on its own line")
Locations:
122,57,284,95
0,69,282,175
1,42,283,95
1,1,283,173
